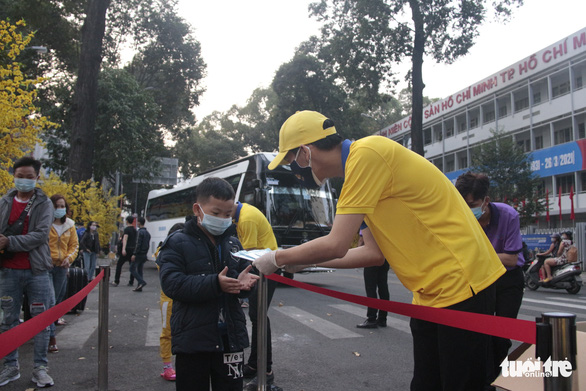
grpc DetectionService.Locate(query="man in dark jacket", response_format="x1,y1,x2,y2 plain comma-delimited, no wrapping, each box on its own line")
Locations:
130,217,150,291
158,177,259,391
0,157,55,388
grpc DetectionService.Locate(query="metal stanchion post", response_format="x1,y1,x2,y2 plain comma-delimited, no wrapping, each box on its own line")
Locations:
538,312,578,391
256,273,268,391
98,265,110,391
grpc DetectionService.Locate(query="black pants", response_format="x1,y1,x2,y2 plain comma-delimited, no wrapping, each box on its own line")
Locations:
410,283,496,391
489,267,524,384
363,261,390,320
247,273,279,373
176,348,244,391
114,250,134,285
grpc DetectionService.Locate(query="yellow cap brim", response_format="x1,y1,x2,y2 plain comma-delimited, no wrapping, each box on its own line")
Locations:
268,151,288,170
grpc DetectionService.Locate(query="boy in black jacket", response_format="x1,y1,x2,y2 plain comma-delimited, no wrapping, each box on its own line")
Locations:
158,178,259,391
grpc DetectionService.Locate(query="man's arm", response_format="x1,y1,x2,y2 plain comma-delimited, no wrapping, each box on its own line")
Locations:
318,226,385,268
7,199,52,253
497,253,519,268
277,214,379,266
122,233,128,256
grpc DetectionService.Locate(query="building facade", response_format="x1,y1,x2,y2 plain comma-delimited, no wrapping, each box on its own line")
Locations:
381,27,586,230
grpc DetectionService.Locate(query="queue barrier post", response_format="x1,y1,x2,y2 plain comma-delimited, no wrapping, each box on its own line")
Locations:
98,265,110,391
256,273,268,391
537,312,578,391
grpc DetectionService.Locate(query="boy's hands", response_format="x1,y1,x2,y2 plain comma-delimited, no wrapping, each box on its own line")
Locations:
218,265,260,294
238,265,260,290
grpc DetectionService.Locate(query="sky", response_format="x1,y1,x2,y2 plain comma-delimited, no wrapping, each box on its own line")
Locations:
177,0,586,122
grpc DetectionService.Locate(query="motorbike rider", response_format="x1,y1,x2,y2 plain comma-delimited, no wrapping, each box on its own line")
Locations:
542,231,576,282
536,233,561,259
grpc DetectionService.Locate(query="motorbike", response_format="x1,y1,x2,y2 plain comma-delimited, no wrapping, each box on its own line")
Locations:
524,255,582,294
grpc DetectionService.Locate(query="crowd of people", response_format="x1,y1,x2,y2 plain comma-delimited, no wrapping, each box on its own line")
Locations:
1,109,581,391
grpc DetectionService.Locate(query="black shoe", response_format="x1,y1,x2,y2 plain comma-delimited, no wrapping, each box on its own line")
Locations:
133,283,146,292
377,319,387,327
127,282,134,286
243,364,256,378
245,371,275,386
356,318,378,328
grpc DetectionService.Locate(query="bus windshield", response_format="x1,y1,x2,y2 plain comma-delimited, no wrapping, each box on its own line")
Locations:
266,184,334,230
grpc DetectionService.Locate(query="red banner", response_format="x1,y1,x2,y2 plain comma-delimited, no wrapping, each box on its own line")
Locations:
267,274,536,345
0,269,104,360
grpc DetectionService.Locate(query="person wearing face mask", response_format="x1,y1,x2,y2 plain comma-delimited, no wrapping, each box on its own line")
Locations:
130,217,151,292
158,177,260,391
253,111,505,391
47,194,79,352
80,221,100,281
455,172,525,390
0,157,56,388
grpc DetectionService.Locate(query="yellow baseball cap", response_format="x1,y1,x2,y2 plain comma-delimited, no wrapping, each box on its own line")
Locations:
268,111,337,170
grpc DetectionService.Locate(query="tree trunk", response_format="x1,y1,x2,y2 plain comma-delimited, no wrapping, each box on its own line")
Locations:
68,0,110,182
408,0,425,157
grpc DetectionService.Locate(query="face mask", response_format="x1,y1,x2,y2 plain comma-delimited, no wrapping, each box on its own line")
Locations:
199,206,232,236
14,178,37,192
290,161,320,189
470,197,487,220
54,208,66,219
294,147,324,188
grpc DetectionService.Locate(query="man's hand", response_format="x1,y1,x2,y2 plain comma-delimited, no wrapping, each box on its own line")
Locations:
0,235,8,250
130,255,135,262
252,250,279,275
218,267,243,294
122,250,127,256
62,257,70,268
238,265,260,290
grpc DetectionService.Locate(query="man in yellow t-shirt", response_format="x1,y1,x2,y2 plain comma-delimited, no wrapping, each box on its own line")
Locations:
253,110,505,391
232,202,278,386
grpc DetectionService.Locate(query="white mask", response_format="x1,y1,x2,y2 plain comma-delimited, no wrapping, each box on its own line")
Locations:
199,206,232,236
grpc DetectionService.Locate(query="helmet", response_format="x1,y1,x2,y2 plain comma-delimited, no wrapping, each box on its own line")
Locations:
550,233,561,239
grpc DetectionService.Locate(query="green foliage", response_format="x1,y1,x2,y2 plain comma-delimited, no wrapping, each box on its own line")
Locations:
471,130,545,227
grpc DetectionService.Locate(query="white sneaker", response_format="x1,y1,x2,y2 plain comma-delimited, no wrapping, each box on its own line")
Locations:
0,365,20,387
32,366,54,388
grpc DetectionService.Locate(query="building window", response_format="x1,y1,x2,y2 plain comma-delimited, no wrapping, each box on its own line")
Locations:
576,76,583,90
535,135,543,150
581,172,586,192
552,82,571,98
434,128,443,142
533,92,541,105
514,97,529,112
554,127,572,145
458,121,466,133
446,158,455,172
445,122,454,138
557,174,574,195
434,159,443,172
579,123,585,139
470,117,478,129
424,128,432,145
517,139,531,153
483,110,495,124
498,105,508,118
459,156,468,169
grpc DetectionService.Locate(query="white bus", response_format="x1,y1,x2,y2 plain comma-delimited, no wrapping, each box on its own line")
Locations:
144,153,337,275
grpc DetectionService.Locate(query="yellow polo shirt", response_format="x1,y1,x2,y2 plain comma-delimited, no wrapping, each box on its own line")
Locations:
235,203,278,251
336,136,505,308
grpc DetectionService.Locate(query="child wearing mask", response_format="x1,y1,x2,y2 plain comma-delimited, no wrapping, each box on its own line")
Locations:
158,177,259,391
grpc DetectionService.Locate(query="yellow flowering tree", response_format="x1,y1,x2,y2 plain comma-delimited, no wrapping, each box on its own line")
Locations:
0,19,55,194
40,172,123,252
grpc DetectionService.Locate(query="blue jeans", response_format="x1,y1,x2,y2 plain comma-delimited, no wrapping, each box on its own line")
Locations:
49,267,68,338
130,254,147,286
0,268,52,368
83,251,97,280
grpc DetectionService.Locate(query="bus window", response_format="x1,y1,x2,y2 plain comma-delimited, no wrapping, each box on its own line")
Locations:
145,187,197,222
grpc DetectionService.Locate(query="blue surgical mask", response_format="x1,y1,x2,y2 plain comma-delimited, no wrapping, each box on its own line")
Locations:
14,178,37,192
199,206,232,236
470,197,487,220
54,208,66,219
